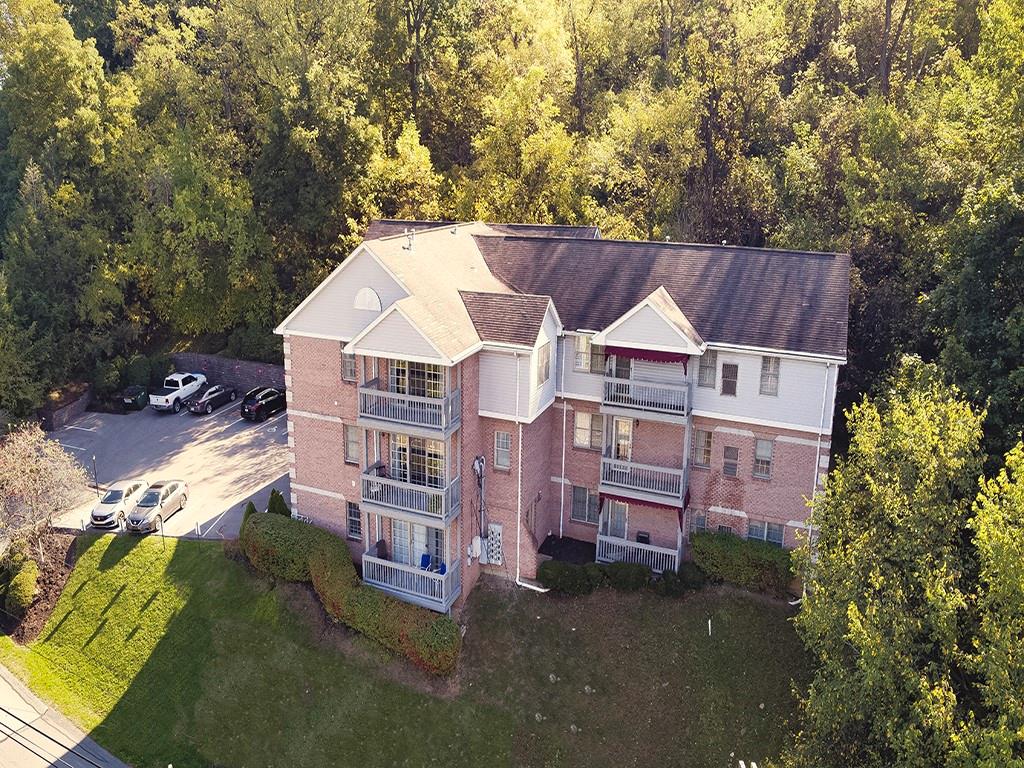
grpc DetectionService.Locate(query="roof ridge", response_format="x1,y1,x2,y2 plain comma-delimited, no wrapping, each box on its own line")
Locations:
474,232,848,258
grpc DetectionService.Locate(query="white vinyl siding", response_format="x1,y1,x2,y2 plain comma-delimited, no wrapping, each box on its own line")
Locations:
354,309,443,361
285,248,405,339
690,350,838,433
557,336,605,399
602,304,692,351
479,351,531,417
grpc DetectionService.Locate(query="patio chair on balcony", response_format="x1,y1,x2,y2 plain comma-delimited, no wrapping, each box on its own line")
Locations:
419,553,432,570
375,539,388,560
437,561,447,576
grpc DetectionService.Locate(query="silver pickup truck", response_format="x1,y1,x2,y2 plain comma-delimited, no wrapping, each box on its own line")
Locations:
149,372,207,413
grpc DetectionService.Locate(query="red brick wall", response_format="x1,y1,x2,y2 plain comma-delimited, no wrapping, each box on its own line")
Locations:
624,503,682,550
687,415,827,544
554,398,603,543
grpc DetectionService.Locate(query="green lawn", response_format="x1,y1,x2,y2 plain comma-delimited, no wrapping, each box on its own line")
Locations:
0,535,807,767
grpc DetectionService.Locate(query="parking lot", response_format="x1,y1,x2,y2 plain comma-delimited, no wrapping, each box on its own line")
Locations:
51,397,290,539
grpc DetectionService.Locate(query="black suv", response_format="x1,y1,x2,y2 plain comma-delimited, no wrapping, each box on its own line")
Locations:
240,387,286,421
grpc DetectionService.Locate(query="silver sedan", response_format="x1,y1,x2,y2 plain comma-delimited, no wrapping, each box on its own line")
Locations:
125,480,188,533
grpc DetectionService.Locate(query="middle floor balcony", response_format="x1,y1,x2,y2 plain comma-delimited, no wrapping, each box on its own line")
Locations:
360,460,461,525
599,455,687,508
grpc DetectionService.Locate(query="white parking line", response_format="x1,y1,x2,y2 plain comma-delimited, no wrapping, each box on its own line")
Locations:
66,425,96,432
59,443,86,452
257,412,287,428
200,404,240,421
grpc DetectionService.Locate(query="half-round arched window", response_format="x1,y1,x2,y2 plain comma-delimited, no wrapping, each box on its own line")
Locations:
354,287,382,312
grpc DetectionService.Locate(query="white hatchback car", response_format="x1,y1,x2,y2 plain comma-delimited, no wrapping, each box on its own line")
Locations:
90,479,149,529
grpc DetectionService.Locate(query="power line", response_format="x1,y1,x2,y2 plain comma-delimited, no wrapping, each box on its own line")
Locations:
0,717,78,767
0,703,107,768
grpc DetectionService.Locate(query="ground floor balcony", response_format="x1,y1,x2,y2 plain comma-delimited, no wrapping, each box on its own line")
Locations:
361,551,462,612
361,461,460,524
596,534,680,574
599,457,686,506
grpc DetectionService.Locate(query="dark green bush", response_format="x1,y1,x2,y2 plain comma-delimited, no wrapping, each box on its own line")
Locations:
603,561,649,591
225,325,284,365
266,489,290,516
582,561,608,590
147,354,173,387
537,559,595,595
241,501,259,529
5,558,39,616
243,513,460,675
92,356,125,400
240,512,325,581
678,560,708,590
690,532,792,595
121,354,152,387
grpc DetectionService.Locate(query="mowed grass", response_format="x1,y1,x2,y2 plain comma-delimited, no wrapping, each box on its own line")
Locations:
0,535,807,767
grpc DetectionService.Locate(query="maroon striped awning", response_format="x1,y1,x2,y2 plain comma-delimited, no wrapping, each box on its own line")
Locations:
599,492,682,513
604,346,690,365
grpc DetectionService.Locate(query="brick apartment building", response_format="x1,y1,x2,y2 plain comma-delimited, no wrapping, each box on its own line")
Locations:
275,220,850,613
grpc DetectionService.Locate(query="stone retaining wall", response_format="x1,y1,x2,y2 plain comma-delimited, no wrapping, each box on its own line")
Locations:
171,353,285,393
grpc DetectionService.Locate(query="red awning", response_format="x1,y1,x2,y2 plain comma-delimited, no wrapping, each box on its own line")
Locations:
599,492,682,513
604,346,690,365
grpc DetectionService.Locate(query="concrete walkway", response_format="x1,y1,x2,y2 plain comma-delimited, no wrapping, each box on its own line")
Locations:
0,665,128,768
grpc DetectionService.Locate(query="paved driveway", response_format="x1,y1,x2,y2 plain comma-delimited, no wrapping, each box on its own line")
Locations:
51,402,289,540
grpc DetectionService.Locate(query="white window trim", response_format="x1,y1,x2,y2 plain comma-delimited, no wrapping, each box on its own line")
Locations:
494,430,512,470
721,362,739,397
753,438,773,479
759,356,780,397
569,485,600,525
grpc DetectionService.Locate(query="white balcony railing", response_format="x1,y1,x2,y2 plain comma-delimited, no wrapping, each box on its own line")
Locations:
358,378,461,431
600,457,684,501
361,467,460,521
362,552,461,612
602,377,688,416
596,534,679,574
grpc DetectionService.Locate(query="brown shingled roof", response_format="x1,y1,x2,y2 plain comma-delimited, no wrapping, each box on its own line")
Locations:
473,235,850,358
364,219,600,241
459,291,552,346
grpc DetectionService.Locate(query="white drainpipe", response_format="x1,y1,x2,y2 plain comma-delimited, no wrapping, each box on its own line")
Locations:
514,350,548,593
558,338,567,538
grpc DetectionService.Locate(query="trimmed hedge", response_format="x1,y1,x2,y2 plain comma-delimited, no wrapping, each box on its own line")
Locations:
603,561,649,591
5,558,39,616
690,531,792,595
538,559,651,595
241,512,461,675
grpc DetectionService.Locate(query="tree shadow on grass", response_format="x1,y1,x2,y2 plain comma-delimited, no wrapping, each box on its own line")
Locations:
95,534,144,572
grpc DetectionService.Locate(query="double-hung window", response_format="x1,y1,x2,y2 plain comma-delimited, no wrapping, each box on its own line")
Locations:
346,501,361,540
570,486,599,524
759,356,780,396
494,431,512,470
691,511,707,533
753,438,773,479
344,424,360,465
692,429,712,468
721,363,739,396
723,446,739,477
573,411,604,450
573,334,606,373
748,519,785,547
537,342,551,385
342,352,357,382
698,350,717,388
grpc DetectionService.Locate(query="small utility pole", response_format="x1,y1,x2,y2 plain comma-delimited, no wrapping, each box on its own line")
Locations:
92,455,99,498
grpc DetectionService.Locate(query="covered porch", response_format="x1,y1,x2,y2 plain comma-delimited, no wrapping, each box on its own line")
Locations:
594,495,683,574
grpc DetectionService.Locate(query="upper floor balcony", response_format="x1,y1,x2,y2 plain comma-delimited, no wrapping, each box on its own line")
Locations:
357,376,461,437
360,461,461,525
599,455,687,507
601,376,690,423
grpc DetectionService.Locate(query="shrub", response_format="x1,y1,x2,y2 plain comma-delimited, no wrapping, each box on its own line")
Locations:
5,558,39,616
537,560,595,595
678,560,708,590
241,501,259,530
240,512,323,581
92,356,125,400
690,532,792,595
266,489,290,517
121,354,152,388
603,561,649,591
244,513,461,675
148,355,173,387
582,561,608,590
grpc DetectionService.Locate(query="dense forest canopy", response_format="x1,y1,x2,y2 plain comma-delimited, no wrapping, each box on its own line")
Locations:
0,0,1021,457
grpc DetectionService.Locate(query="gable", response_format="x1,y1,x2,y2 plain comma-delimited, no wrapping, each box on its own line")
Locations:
347,306,445,363
277,248,407,340
595,304,702,354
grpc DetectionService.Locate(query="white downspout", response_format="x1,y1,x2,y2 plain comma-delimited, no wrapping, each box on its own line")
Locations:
559,338,567,538
807,362,832,546
514,350,548,593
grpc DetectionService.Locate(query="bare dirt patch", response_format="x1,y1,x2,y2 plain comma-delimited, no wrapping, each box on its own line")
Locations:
2,531,80,643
